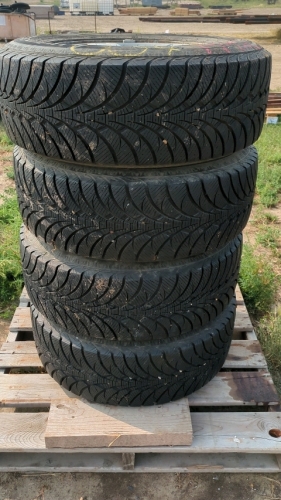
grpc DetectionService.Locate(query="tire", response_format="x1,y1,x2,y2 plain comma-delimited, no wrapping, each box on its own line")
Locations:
15,146,257,263
0,34,270,166
31,298,236,406
21,225,242,343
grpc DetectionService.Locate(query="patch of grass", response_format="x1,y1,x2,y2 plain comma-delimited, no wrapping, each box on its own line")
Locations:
264,212,278,223
256,125,281,207
0,191,23,318
275,28,281,41
5,166,15,180
238,243,276,316
252,210,278,225
257,311,281,395
0,123,13,153
257,313,281,373
256,226,281,250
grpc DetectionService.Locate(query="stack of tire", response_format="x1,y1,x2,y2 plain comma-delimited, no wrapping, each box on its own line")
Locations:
0,34,271,406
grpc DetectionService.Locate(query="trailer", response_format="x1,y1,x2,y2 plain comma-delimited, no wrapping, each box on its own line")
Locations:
69,0,114,15
60,0,70,8
27,5,55,18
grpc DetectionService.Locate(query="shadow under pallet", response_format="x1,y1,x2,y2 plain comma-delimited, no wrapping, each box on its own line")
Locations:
0,286,280,473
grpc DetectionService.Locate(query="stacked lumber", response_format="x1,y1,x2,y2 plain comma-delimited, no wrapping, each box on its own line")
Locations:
266,92,281,117
119,6,157,14
140,13,281,22
170,7,189,15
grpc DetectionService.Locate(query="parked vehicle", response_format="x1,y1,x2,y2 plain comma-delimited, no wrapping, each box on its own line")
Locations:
69,0,113,15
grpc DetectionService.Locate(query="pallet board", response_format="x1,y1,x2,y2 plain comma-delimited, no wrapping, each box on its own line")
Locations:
0,287,281,472
45,399,193,448
0,339,268,370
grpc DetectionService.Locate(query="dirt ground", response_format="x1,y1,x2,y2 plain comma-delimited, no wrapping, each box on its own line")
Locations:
1,14,281,499
2,472,281,500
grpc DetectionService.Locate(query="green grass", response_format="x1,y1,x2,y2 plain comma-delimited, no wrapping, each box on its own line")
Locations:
0,191,23,318
238,243,277,316
256,125,281,207
257,313,281,394
256,225,281,250
0,124,21,317
258,313,281,372
0,123,13,153
5,167,14,180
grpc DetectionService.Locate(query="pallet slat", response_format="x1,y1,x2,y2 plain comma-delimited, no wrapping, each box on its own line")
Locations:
1,412,281,454
45,403,281,451
0,413,48,450
0,452,279,472
45,399,193,449
0,371,278,407
19,288,30,307
134,453,280,473
9,308,33,332
223,340,267,369
0,340,268,370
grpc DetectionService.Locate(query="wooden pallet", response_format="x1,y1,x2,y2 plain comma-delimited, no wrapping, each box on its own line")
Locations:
265,92,281,119
0,287,281,473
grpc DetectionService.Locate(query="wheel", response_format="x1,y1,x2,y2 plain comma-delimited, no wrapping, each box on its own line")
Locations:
31,298,236,406
21,225,242,343
0,34,271,166
15,146,256,262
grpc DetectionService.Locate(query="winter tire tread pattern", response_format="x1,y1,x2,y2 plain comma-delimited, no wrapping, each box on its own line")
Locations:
21,225,242,343
31,298,236,406
15,146,256,262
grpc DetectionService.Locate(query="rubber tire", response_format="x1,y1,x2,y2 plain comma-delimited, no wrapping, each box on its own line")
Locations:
31,298,236,406
0,34,271,166
15,146,257,263
21,225,242,343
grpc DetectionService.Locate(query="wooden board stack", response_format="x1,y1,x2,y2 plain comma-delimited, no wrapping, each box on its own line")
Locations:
266,92,281,119
0,287,281,473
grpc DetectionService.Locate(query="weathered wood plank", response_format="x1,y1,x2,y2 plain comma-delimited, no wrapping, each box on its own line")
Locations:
0,353,43,368
19,288,30,307
223,340,267,369
0,452,279,472
122,453,135,470
0,342,37,354
0,341,43,369
0,374,73,406
45,399,193,448
0,452,124,472
0,371,278,408
5,332,20,343
234,308,253,333
275,454,281,470
190,412,281,452
0,340,267,370
189,371,279,406
246,331,258,341
235,285,244,305
1,412,281,455
9,308,32,332
0,413,47,450
135,453,280,473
